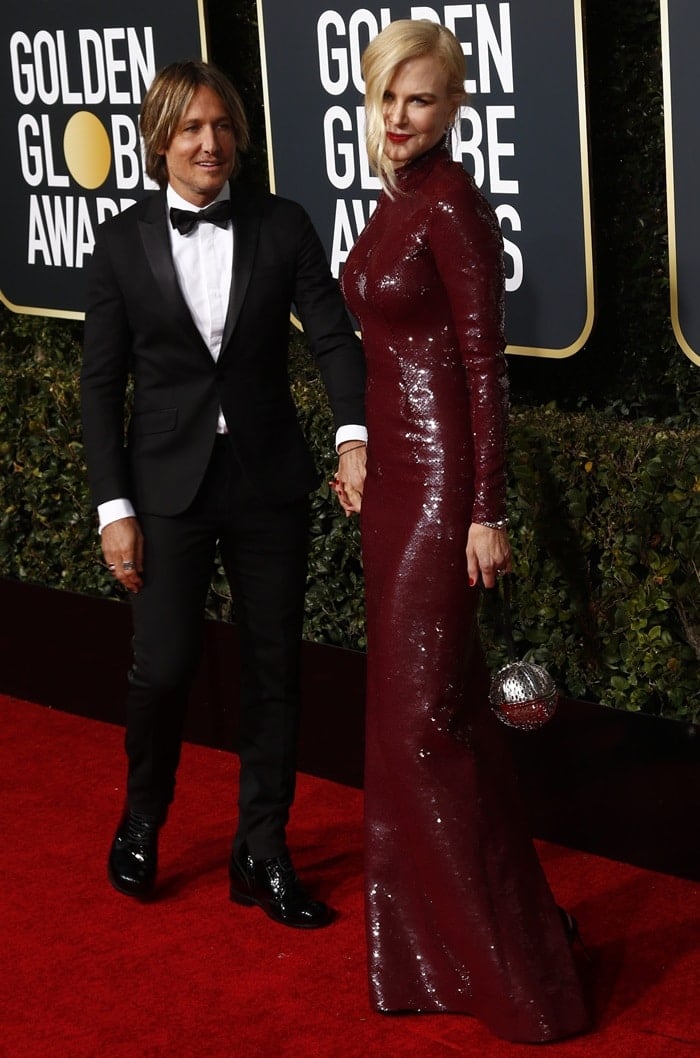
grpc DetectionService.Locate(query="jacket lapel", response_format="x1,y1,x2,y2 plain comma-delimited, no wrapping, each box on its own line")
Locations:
137,192,208,350
220,183,261,353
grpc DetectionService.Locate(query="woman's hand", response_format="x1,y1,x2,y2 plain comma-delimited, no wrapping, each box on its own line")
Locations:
466,522,512,589
330,442,367,516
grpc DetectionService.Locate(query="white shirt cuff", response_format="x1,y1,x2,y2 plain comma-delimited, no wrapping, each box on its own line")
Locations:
97,498,136,533
335,425,368,451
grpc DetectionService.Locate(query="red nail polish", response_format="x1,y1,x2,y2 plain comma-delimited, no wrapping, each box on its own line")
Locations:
469,577,476,586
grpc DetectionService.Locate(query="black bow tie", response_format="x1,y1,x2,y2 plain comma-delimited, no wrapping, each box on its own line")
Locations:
169,199,232,235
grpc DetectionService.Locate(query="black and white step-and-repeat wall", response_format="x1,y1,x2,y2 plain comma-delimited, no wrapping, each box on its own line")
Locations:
1,0,206,319
661,0,700,367
2,0,697,371
257,1,594,358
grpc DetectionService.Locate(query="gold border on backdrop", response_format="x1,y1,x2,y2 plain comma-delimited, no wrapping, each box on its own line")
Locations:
0,294,83,322
508,0,594,359
256,0,303,329
660,1,700,367
198,0,209,62
0,0,209,322
256,1,595,359
256,0,277,194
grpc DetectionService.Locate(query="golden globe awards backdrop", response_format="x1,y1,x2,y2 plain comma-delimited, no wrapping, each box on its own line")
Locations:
661,0,700,367
1,0,206,320
257,1,593,358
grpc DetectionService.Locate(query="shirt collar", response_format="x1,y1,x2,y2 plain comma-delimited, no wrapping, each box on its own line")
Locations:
166,184,231,212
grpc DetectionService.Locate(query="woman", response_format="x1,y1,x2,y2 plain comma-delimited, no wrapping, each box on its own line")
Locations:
339,20,591,1043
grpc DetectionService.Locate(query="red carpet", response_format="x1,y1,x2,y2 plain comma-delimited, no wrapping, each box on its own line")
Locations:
1,695,698,1057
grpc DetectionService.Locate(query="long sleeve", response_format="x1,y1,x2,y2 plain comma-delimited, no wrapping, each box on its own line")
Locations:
428,176,509,524
81,230,133,509
291,207,366,434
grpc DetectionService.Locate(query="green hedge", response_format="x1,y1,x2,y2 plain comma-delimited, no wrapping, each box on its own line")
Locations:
494,408,699,722
3,315,696,723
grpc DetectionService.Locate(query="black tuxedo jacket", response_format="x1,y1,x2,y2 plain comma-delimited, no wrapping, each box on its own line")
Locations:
81,181,365,515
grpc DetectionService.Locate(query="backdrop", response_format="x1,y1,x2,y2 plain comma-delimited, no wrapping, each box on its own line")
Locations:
0,0,206,319
661,0,700,366
257,0,594,358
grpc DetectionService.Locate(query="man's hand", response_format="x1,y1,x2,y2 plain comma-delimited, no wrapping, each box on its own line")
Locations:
330,441,367,516
102,517,144,593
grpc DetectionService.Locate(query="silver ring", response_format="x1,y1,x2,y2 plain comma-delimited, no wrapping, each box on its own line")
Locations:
496,569,506,578
107,564,116,572
122,560,135,571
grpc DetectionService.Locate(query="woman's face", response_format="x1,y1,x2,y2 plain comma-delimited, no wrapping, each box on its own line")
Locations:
381,53,457,168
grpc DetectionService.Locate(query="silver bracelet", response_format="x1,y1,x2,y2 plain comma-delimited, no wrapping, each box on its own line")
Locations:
478,517,509,530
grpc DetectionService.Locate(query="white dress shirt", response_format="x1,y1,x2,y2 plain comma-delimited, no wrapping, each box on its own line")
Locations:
168,184,233,420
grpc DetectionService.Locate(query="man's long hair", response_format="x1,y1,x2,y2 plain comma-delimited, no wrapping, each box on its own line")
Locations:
140,59,250,188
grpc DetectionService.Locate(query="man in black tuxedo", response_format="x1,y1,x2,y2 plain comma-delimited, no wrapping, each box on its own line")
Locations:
81,60,366,928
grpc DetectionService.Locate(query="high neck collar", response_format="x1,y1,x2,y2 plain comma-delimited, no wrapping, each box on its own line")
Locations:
394,140,450,187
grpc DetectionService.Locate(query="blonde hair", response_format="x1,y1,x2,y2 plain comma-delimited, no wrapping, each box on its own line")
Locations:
362,20,467,194
140,60,250,188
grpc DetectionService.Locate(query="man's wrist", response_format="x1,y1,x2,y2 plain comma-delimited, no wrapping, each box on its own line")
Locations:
97,498,135,533
335,424,368,452
338,441,367,456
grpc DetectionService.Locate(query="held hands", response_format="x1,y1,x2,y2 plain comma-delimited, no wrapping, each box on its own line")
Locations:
466,522,512,590
330,441,367,516
101,516,144,593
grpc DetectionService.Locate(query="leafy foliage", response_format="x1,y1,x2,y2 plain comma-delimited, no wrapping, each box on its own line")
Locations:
0,312,108,594
488,408,699,722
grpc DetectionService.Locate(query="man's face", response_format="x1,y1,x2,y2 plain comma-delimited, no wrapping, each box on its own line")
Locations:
160,84,236,206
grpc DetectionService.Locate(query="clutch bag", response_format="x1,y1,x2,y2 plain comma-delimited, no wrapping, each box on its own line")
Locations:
488,576,558,731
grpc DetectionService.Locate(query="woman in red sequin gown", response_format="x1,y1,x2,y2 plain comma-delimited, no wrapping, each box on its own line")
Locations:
340,21,591,1043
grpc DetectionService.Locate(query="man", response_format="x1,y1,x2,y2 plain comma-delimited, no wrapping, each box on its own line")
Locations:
81,60,366,928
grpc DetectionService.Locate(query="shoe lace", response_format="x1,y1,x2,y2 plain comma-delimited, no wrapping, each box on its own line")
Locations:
264,853,307,901
125,812,158,844
275,853,296,880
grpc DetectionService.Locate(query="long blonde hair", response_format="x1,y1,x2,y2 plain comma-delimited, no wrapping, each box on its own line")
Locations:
363,20,467,194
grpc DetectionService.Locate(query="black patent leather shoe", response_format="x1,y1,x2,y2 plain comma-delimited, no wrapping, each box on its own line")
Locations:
229,846,334,929
108,809,160,898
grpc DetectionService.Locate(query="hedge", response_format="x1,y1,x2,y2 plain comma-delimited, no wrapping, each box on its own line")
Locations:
1,316,697,723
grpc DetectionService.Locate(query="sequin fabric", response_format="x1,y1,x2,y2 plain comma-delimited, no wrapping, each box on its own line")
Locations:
342,144,590,1043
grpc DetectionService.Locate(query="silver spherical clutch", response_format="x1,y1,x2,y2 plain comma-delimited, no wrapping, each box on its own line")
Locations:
488,575,558,731
489,659,559,730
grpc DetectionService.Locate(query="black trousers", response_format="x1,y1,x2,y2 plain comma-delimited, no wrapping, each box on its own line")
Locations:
123,435,310,860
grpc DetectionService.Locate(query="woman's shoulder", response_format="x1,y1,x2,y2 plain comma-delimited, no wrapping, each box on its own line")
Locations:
430,154,486,203
424,157,496,224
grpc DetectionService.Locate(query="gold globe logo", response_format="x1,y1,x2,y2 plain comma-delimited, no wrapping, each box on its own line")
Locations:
63,111,112,190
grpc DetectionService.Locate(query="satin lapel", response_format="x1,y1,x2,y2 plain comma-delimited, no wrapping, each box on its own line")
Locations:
137,192,206,350
220,186,261,353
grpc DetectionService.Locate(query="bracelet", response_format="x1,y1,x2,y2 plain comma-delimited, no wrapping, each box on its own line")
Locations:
338,443,367,455
478,517,509,530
